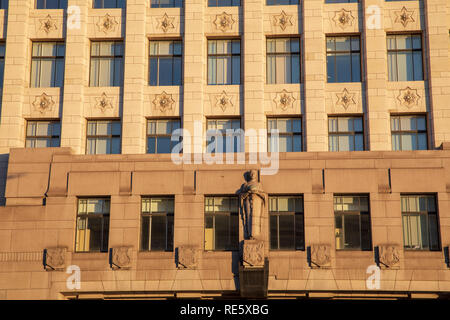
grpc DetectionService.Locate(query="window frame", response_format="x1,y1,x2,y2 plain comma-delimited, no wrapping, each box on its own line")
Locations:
146,117,182,154
334,194,372,251
140,196,175,252
267,116,303,152
325,34,362,83
266,37,301,84
75,197,110,253
207,38,241,85
204,195,239,252
30,41,65,88
35,0,67,9
390,113,428,151
149,39,183,86
150,0,182,8
89,40,124,87
328,115,365,152
269,195,305,251
386,33,424,82
93,0,126,8
85,119,122,155
401,194,441,251
25,119,61,148
205,117,243,154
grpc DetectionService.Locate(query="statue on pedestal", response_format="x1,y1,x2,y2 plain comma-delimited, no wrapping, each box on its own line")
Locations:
238,170,266,240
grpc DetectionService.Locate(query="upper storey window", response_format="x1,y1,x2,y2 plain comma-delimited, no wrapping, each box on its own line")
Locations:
31,42,65,88
90,41,123,87
0,0,8,9
267,38,300,84
149,40,182,86
326,36,361,83
93,0,125,8
266,0,299,5
387,34,423,81
0,43,4,88
207,39,241,85
36,0,67,9
325,0,358,3
208,0,239,6
150,0,182,8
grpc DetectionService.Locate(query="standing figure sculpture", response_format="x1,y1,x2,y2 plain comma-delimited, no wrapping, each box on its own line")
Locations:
238,170,266,240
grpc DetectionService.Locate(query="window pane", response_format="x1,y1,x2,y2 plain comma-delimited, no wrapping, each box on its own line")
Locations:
214,215,229,250
278,215,295,250
270,215,278,250
343,214,361,249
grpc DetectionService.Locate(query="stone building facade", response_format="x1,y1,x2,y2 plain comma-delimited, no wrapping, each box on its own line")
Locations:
0,0,450,299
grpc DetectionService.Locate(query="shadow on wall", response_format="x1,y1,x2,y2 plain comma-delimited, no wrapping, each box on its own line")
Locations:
0,153,9,206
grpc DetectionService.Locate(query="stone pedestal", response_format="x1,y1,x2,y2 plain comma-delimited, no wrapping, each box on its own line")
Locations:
242,240,264,268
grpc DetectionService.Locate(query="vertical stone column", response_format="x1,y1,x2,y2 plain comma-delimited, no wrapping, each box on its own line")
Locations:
243,0,264,149
0,0,30,152
60,0,89,154
362,0,389,151
121,0,147,154
183,0,204,155
303,0,327,152
423,0,450,148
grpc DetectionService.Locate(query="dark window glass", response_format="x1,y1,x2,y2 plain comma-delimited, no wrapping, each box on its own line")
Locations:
0,42,4,87
93,0,125,8
267,38,301,84
266,0,299,5
387,34,423,81
268,118,302,152
269,196,304,251
36,0,67,9
208,39,240,85
149,40,182,86
391,115,427,151
206,119,242,153
401,195,440,251
208,0,240,6
326,36,361,83
31,42,65,88
90,41,123,87
86,120,121,154
334,195,371,251
150,0,182,8
141,197,174,251
147,119,181,154
204,196,239,251
328,116,364,151
76,198,110,252
25,120,61,148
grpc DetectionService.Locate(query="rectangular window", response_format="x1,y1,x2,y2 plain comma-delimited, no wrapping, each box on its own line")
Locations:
334,195,371,251
267,118,302,152
86,120,121,154
266,0,299,5
391,114,427,151
402,195,440,251
269,196,304,251
267,38,300,84
147,119,181,154
387,34,423,81
150,0,182,8
149,40,182,86
25,120,60,148
93,0,125,8
141,197,174,251
36,0,67,9
328,116,364,151
207,39,240,85
0,43,5,88
208,0,240,6
204,196,239,251
31,42,65,88
0,0,8,9
90,41,123,87
325,0,358,3
75,198,110,252
326,36,361,83
206,118,242,153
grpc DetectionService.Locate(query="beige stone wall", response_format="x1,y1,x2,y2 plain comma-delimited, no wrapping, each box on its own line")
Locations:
0,0,449,154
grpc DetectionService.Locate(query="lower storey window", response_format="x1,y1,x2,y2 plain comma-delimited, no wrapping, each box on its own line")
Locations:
141,197,174,251
86,119,121,154
75,198,110,252
334,195,371,251
204,196,239,251
402,194,440,251
269,196,304,250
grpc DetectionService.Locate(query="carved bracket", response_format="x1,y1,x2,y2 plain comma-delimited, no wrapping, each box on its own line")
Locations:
242,240,265,268
377,245,401,269
44,247,67,271
177,246,199,269
308,244,331,269
110,246,132,269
